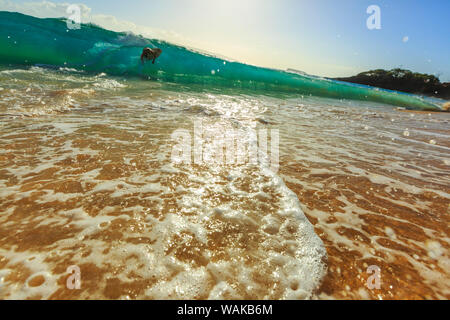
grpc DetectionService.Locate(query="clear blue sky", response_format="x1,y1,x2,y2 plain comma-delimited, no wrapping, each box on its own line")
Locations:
4,0,450,80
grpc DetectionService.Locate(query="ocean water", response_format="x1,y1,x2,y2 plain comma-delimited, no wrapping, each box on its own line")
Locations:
0,12,449,300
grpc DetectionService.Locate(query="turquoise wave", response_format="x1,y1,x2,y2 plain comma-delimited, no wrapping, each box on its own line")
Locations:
0,11,442,111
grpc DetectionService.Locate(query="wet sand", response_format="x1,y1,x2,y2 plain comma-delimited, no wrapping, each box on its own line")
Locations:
276,104,450,299
0,75,449,299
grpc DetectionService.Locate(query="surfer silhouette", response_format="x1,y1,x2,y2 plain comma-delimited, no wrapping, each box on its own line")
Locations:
141,47,162,64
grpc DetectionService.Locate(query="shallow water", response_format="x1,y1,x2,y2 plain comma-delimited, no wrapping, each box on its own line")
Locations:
0,65,449,299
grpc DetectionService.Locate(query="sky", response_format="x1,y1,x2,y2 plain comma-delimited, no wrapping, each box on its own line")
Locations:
1,0,449,81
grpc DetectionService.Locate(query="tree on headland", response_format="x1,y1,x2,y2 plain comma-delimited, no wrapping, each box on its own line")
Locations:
335,68,450,99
